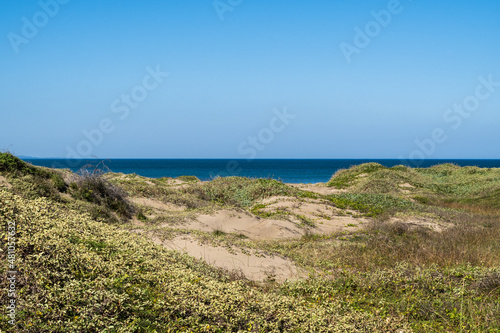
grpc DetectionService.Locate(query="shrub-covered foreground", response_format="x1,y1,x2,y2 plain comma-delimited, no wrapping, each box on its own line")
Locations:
0,188,409,332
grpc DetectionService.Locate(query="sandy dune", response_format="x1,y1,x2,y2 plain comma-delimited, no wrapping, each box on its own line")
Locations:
125,182,438,282
155,235,301,282
127,187,370,281
183,210,303,240
260,196,366,233
130,197,186,212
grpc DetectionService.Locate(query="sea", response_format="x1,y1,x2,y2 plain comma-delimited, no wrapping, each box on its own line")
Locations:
22,158,500,184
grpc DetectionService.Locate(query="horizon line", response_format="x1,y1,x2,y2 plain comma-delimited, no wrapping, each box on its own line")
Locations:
18,156,500,161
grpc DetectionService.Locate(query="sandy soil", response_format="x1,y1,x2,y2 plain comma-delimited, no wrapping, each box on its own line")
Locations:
129,192,366,281
259,196,366,233
126,186,370,281
182,210,304,240
125,181,440,281
130,197,186,212
0,175,12,189
153,234,302,282
399,183,415,194
290,183,346,195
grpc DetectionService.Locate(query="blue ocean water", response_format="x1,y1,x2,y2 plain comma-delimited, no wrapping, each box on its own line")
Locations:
22,158,500,184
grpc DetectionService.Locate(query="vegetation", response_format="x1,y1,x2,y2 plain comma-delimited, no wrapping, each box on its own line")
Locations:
0,152,66,201
1,153,499,332
176,175,200,183
0,185,407,332
186,176,298,208
107,174,299,211
327,193,417,217
327,162,500,213
70,162,133,219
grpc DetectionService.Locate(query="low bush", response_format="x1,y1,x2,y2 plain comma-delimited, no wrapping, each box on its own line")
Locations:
70,162,133,219
186,177,298,208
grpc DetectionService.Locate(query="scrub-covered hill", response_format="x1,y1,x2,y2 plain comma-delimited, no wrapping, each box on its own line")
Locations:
1,153,499,332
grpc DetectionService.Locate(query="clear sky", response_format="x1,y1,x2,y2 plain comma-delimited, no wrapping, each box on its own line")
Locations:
1,0,499,160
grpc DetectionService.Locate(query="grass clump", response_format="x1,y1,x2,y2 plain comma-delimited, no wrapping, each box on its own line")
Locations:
0,152,44,176
186,176,298,208
212,228,226,237
327,193,417,216
176,175,200,182
136,210,148,222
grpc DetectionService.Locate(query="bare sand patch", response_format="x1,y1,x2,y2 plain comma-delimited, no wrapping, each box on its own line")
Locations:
183,210,303,240
156,235,301,282
313,216,367,233
156,178,193,189
0,175,12,189
160,178,185,185
260,196,366,232
130,217,147,228
289,183,346,195
130,197,186,212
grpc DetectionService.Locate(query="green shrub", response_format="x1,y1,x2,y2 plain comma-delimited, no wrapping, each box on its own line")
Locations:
186,177,298,208
327,163,386,188
0,152,66,200
137,210,148,221
413,196,430,204
0,152,41,175
176,175,200,182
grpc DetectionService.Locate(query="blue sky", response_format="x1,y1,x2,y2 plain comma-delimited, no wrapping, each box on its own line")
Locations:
1,0,499,159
